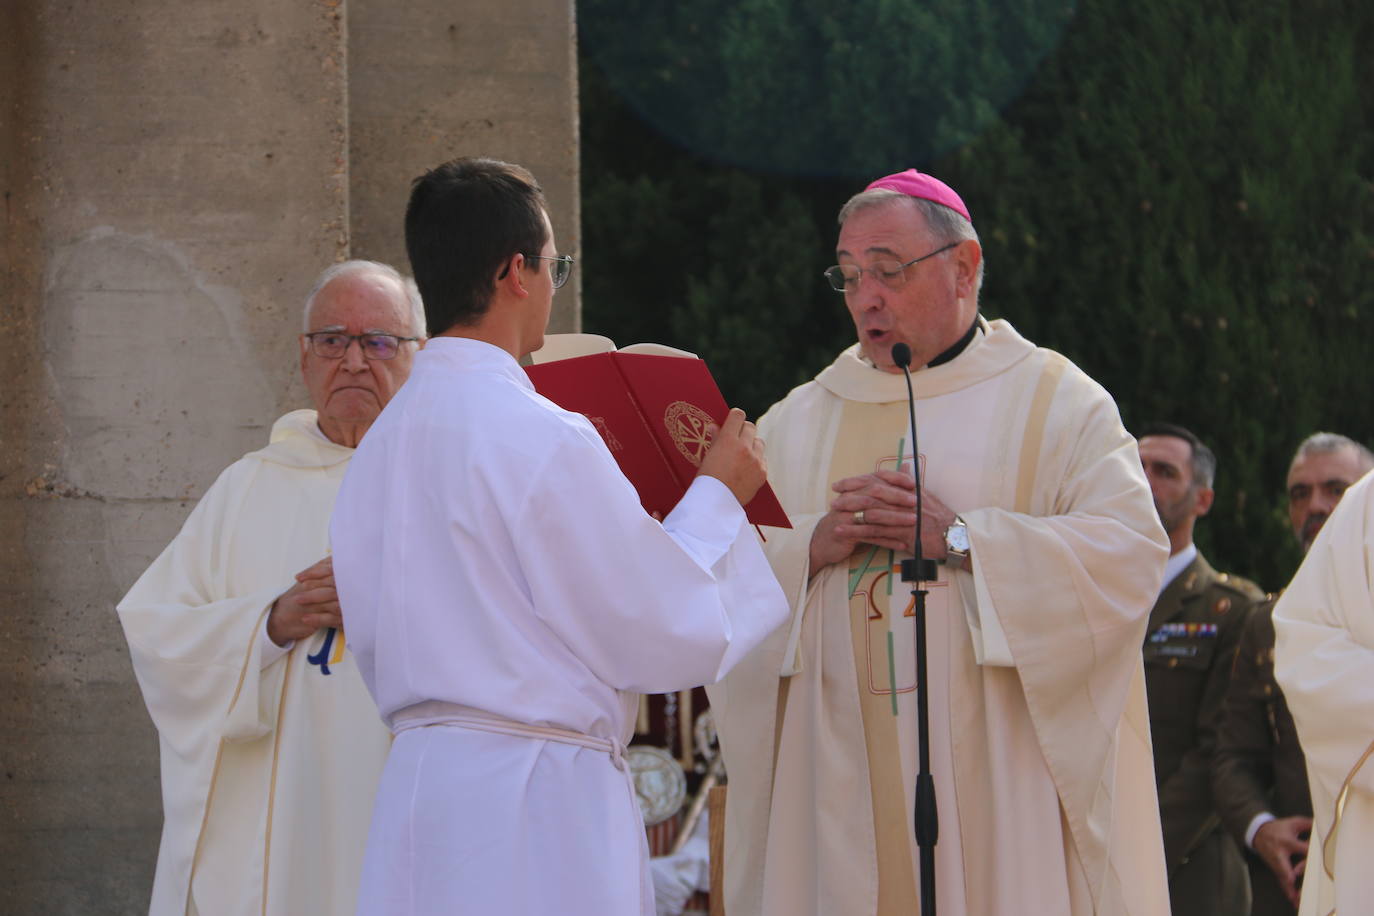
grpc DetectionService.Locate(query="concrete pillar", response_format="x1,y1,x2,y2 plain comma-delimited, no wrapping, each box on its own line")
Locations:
349,0,581,331
0,1,578,911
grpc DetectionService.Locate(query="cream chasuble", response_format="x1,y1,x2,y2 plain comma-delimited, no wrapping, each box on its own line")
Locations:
118,410,391,916
708,319,1170,916
1273,470,1374,916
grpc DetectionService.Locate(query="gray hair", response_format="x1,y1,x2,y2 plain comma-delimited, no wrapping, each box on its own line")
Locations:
837,189,985,293
302,260,426,337
1291,432,1374,475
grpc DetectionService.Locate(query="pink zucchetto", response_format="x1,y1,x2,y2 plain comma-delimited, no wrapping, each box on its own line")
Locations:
864,169,971,223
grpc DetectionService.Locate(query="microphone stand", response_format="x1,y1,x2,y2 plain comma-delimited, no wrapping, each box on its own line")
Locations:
893,343,938,915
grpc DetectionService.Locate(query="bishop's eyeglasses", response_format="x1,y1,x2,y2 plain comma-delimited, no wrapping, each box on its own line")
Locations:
303,332,420,360
823,241,959,293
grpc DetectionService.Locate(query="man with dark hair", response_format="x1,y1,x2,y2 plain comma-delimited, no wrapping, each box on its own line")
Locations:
402,157,552,334
1213,433,1374,914
330,157,788,915
1137,424,1264,916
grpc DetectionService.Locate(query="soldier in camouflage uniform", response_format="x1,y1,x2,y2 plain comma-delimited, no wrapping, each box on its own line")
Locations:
1212,433,1374,915
1138,424,1264,916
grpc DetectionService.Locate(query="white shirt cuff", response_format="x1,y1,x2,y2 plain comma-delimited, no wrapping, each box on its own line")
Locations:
969,559,1013,665
259,613,293,668
1245,811,1276,849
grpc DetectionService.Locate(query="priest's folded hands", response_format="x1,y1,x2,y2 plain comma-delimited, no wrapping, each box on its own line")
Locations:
265,555,343,647
809,468,958,571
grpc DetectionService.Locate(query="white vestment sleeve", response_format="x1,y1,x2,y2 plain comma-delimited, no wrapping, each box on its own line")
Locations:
950,389,1168,897
1275,473,1374,799
515,433,787,695
958,404,1167,676
256,620,293,668
661,476,746,570
116,466,294,752
1272,472,1374,915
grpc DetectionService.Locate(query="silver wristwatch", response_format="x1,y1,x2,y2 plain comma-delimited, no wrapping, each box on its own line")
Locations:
943,516,970,566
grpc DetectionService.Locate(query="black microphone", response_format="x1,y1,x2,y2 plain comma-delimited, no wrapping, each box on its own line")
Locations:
891,341,939,914
890,342,929,581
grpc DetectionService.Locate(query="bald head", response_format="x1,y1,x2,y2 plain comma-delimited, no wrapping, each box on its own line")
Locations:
303,260,425,338
298,261,424,448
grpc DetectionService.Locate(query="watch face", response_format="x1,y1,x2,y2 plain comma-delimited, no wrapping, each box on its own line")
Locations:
947,523,970,553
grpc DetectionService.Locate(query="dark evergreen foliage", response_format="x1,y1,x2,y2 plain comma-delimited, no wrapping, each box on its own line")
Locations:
579,0,1373,588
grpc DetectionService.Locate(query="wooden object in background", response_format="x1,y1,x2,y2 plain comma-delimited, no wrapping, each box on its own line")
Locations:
709,785,727,916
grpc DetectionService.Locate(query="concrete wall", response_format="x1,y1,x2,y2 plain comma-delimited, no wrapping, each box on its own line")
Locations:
349,0,581,327
0,1,578,911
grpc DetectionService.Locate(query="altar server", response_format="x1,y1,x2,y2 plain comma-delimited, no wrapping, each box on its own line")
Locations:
331,157,788,916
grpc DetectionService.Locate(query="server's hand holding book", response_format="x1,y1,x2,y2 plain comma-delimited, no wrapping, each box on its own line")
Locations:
525,334,790,528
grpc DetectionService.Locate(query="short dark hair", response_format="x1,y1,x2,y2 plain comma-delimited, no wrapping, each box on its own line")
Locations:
1138,422,1216,489
404,158,549,335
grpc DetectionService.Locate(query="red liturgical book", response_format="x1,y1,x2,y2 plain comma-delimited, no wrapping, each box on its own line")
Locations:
525,350,791,528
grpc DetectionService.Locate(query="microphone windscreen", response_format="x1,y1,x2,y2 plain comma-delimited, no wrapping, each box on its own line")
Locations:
891,342,912,369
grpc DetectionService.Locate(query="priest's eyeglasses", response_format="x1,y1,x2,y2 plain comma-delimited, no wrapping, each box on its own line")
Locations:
303,332,420,360
525,254,576,289
823,241,960,292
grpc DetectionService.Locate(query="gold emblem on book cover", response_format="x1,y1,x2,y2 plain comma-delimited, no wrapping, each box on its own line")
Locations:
663,401,714,465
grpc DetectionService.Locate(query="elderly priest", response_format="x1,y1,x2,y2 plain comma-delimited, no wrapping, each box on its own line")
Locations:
118,260,424,915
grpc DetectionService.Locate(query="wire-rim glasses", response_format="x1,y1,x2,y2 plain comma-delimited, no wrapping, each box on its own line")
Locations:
526,254,575,289
823,241,960,293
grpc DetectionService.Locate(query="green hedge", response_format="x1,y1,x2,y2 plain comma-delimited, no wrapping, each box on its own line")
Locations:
579,0,1373,589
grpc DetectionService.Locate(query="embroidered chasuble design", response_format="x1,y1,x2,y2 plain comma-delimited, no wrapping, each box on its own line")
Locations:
832,399,950,913
711,324,1174,916
307,626,346,676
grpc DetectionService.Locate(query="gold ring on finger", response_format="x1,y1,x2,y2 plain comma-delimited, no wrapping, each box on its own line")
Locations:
853,510,866,525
